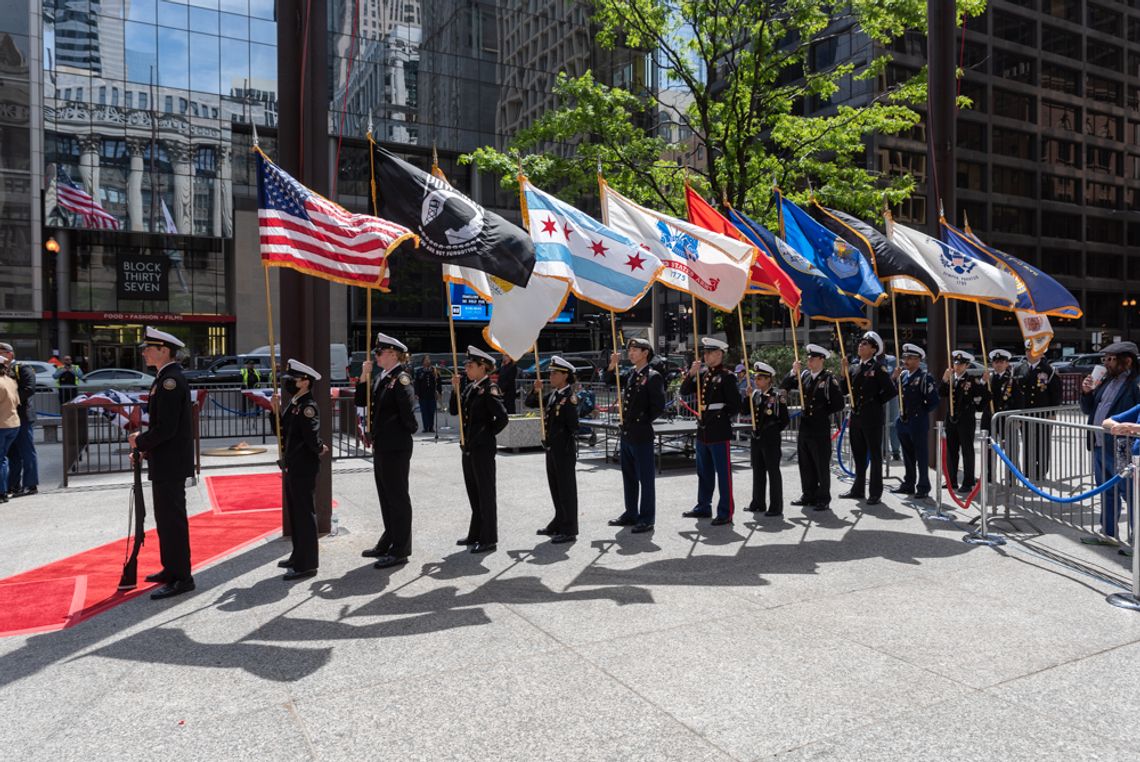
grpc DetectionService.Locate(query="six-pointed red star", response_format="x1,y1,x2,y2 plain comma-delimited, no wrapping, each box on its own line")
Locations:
563,222,574,239
625,252,646,271
540,217,558,235
590,240,608,257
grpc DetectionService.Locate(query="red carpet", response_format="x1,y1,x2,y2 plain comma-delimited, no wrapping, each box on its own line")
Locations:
0,508,280,638
205,472,285,513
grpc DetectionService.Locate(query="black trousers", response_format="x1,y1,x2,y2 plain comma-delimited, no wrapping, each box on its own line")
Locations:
797,428,832,506
152,478,192,581
543,444,578,536
372,447,413,558
462,446,498,544
750,433,782,511
284,467,319,572
1025,411,1053,482
849,418,884,499
946,418,977,489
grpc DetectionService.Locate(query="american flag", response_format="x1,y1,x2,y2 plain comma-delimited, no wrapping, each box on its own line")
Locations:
56,171,120,230
258,152,414,289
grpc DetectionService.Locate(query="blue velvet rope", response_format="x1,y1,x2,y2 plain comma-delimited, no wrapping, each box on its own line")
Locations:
209,397,265,418
990,440,1127,503
835,414,856,477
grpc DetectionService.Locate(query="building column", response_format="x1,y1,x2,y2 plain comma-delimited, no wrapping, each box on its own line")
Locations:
126,138,147,232
78,135,101,198
166,139,193,234
213,145,233,237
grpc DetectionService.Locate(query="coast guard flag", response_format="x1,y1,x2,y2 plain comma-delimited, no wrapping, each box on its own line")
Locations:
941,219,1081,318
727,208,868,325
602,179,753,312
886,215,1019,309
777,192,885,306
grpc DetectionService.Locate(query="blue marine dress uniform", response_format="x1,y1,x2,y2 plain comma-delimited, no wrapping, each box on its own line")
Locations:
939,351,990,491
133,327,195,598
748,362,790,516
525,356,580,542
279,359,324,578
840,332,897,504
783,345,846,510
363,333,418,569
1018,352,1062,481
607,338,666,532
891,344,940,497
680,338,742,524
449,346,509,553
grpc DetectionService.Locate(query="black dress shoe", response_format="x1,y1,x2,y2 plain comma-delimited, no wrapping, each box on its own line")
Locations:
631,523,654,534
763,509,783,517
12,486,37,498
283,569,318,581
890,486,915,495
960,482,977,492
470,542,496,554
839,491,864,500
150,579,195,599
550,534,576,544
456,537,476,546
608,516,635,527
790,498,809,506
812,504,831,512
144,571,169,583
536,528,555,536
748,504,765,513
710,517,732,526
682,509,712,518
373,555,409,569
913,492,931,500
277,559,294,569
361,546,386,558
865,497,881,506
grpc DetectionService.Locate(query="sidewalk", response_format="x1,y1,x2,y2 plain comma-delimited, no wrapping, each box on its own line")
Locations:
1,434,1138,760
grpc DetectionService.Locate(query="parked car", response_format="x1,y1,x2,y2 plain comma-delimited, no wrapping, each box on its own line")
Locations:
1053,353,1103,374
79,368,155,392
183,355,274,386
20,360,58,390
518,356,599,383
247,343,350,382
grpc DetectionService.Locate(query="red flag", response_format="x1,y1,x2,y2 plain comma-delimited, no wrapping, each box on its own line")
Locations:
685,187,800,312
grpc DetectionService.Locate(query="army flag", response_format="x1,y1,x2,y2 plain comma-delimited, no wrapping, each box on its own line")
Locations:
941,220,1081,319
601,179,753,312
886,216,1019,309
777,192,886,307
685,188,800,311
811,203,942,299
727,208,868,325
371,145,536,287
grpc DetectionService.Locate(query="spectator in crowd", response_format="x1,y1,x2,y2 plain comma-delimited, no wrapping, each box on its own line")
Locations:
413,354,442,433
498,356,518,415
0,356,21,502
1080,341,1140,544
240,358,262,416
54,355,83,405
735,363,750,397
883,353,902,461
0,342,38,497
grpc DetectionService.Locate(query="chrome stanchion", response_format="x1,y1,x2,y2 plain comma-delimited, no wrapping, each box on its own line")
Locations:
1107,454,1140,611
965,430,1006,546
922,421,954,522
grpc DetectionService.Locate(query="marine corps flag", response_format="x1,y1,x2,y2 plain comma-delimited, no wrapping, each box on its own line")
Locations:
371,145,536,287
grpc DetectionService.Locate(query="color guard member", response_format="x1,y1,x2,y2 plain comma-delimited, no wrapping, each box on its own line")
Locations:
680,337,742,525
839,331,897,505
939,350,989,492
525,355,579,543
275,359,327,580
606,337,666,533
784,344,845,511
747,361,789,516
890,344,940,499
1018,341,1062,481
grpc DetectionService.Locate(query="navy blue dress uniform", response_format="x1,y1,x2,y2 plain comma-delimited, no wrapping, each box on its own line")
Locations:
747,362,790,516
783,344,846,511
278,359,325,580
363,333,418,569
939,351,990,491
1018,349,1062,481
449,346,509,553
606,337,666,532
525,356,580,542
982,348,1023,483
891,344,940,498
132,327,195,599
839,331,897,505
680,337,742,524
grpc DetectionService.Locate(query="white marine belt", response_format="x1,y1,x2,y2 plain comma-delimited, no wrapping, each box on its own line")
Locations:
705,403,726,411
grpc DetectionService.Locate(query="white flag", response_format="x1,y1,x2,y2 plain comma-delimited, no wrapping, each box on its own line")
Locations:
887,219,1018,309
601,180,753,311
1017,310,1054,355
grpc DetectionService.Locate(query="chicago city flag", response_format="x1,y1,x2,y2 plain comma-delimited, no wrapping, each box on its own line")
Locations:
601,179,753,312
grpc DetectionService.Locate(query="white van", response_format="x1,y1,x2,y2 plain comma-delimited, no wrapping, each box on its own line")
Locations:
246,343,350,383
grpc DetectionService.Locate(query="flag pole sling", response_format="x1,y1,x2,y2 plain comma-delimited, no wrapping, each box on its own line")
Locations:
533,346,546,440
835,323,856,411
945,299,955,420
445,280,465,447
788,305,805,403
976,301,995,417
691,294,703,412
262,263,282,458
737,303,756,427
890,283,903,417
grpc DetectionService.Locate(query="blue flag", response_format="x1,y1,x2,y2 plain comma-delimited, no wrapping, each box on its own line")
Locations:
778,192,885,306
727,208,868,326
940,220,1081,319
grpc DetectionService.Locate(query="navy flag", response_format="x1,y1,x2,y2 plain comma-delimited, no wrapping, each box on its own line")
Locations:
371,145,536,287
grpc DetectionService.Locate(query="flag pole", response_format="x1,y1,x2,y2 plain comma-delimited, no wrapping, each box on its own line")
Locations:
737,303,756,428
690,293,703,412
976,301,995,416
789,306,805,403
890,283,903,418
597,166,624,424
365,120,378,432
533,345,546,441
262,263,282,458
945,298,955,420
835,323,856,411
775,182,805,404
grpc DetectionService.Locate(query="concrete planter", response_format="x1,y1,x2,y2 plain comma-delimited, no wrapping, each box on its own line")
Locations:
498,414,544,451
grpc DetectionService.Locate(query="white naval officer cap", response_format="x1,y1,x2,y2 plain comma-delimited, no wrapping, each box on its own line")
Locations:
805,343,831,359
286,358,322,381
548,355,575,373
753,361,775,376
142,326,185,350
373,332,408,353
700,337,729,352
900,343,925,360
465,345,496,368
989,349,1012,362
859,330,884,355
952,350,975,364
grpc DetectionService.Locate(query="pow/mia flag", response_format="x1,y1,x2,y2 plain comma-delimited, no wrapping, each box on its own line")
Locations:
371,146,535,287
